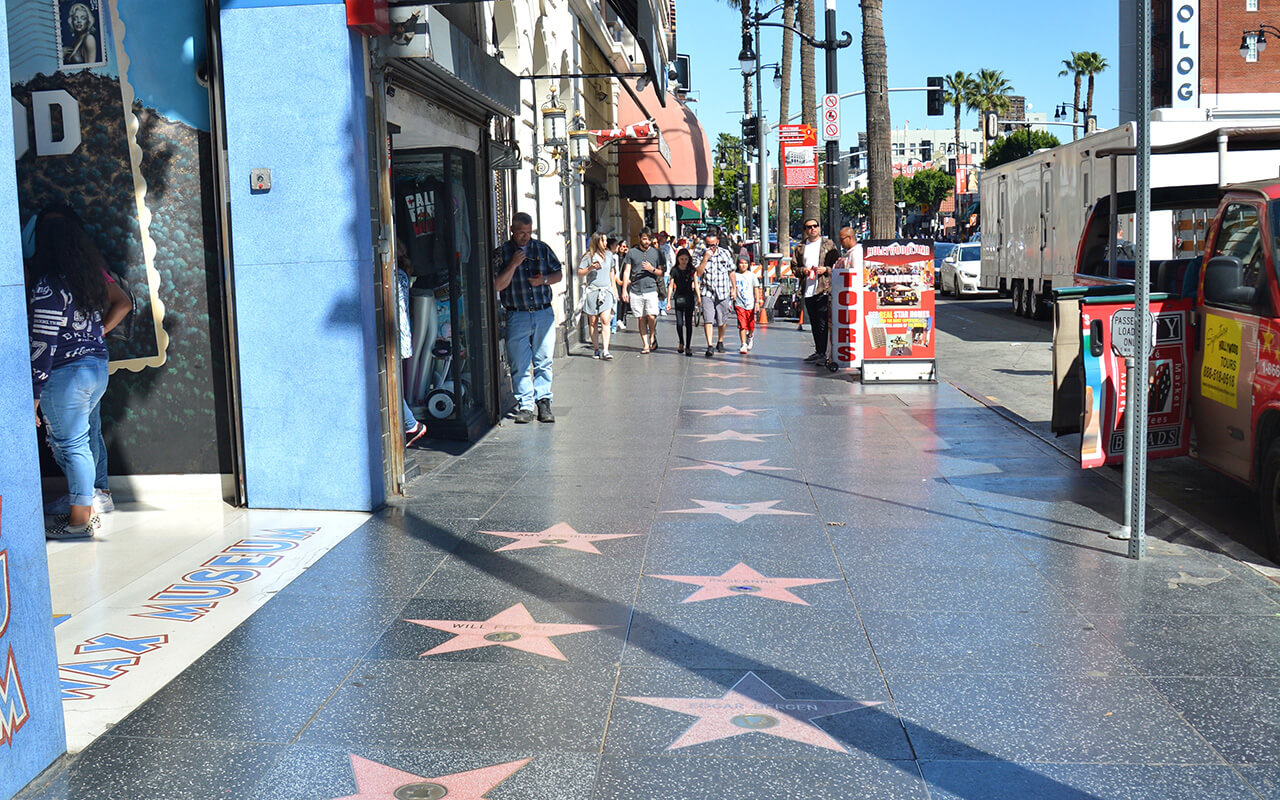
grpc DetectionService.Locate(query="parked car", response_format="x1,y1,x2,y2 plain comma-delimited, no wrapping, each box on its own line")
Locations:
940,243,983,296
933,242,957,274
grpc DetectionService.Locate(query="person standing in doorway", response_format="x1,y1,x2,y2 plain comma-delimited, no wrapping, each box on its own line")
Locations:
792,218,838,364
621,228,665,354
493,211,562,423
578,232,615,360
733,256,762,354
695,229,735,358
669,247,698,356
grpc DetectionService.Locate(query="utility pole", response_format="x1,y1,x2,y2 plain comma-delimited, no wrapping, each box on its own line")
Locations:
753,5,769,257
823,0,839,237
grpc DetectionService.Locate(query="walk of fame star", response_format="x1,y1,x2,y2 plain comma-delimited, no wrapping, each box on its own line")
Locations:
680,429,780,443
699,371,752,380
648,563,836,605
689,387,762,396
667,499,810,523
333,754,530,800
688,405,767,418
481,523,638,554
405,602,612,660
624,672,882,752
672,458,791,477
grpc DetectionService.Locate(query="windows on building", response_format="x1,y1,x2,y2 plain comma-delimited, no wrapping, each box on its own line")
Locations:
1247,0,1258,11
1247,33,1260,62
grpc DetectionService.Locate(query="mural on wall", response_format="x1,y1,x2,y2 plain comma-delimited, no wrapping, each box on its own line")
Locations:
8,0,230,474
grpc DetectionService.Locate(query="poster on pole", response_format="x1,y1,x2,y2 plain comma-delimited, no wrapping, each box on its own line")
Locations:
859,240,937,383
829,245,864,370
780,124,818,189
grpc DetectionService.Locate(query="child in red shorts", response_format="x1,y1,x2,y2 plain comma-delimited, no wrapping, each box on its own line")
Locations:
733,257,762,354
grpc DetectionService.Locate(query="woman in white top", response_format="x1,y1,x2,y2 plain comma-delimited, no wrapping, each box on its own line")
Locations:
577,233,616,360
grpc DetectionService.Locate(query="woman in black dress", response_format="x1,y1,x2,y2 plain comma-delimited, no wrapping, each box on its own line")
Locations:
669,247,698,356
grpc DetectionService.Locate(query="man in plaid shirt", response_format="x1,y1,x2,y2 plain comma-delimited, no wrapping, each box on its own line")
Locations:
695,230,735,358
493,212,563,423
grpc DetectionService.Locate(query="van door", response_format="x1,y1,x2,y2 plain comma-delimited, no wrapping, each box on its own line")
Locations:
1192,199,1268,481
1040,165,1052,286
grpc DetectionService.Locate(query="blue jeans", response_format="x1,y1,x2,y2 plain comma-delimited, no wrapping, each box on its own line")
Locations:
506,306,555,410
41,357,109,507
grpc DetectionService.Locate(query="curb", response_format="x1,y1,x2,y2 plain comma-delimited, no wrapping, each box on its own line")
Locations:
947,379,1280,585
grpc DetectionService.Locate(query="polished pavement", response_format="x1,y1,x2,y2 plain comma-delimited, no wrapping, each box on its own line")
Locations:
18,315,1280,799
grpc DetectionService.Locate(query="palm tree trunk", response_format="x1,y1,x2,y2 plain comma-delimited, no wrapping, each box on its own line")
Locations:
1072,74,1081,141
1086,73,1096,129
798,0,819,225
777,0,795,259
861,0,893,238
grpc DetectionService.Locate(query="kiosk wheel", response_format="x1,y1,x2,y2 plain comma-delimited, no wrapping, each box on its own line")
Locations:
426,389,457,420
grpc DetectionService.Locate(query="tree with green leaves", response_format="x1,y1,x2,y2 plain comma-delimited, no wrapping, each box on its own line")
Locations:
1058,51,1086,140
708,134,746,227
971,68,1014,161
1078,51,1108,130
942,71,976,170
776,0,795,259
842,187,869,222
983,128,1062,169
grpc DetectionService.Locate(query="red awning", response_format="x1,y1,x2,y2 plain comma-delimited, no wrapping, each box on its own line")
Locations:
616,86,713,201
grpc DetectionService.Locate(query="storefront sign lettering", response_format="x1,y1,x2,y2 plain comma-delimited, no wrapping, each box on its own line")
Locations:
1172,1,1199,108
0,505,32,746
1200,314,1241,409
11,90,82,160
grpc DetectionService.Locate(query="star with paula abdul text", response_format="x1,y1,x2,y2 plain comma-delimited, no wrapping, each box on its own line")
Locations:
332,754,529,800
624,672,883,752
405,602,613,660
481,522,639,554
648,562,836,605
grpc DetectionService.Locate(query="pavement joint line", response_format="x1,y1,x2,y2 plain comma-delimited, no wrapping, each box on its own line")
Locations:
946,378,1280,585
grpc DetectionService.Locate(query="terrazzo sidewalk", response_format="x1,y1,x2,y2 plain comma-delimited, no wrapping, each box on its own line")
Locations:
16,317,1280,800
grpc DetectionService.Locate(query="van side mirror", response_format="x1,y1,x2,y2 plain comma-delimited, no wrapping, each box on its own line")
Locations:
1202,255,1255,307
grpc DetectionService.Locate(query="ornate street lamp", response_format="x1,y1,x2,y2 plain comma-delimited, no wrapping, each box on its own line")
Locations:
541,89,567,149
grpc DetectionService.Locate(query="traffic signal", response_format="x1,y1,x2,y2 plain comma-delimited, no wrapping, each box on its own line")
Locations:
741,116,760,152
849,146,860,171
926,76,943,116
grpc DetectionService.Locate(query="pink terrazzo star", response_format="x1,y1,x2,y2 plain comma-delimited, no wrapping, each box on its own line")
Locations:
699,371,753,380
672,458,791,477
624,672,882,752
481,523,639,554
334,754,529,800
688,387,762,396
648,562,836,605
680,429,780,443
667,499,810,523
405,602,613,660
688,405,768,417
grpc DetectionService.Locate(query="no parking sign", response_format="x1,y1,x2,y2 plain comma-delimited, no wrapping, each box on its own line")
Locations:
822,94,840,141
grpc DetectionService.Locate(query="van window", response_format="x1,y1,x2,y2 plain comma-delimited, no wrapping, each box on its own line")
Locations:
1204,202,1269,312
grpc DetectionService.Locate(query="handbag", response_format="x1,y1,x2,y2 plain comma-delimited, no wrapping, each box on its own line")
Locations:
657,274,669,301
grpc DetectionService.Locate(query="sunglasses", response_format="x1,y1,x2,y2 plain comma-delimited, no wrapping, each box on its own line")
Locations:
805,223,819,229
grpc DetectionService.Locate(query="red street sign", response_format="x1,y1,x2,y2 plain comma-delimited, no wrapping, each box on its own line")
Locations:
778,124,816,146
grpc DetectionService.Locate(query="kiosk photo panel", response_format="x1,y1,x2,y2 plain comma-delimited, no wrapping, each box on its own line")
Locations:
860,240,936,383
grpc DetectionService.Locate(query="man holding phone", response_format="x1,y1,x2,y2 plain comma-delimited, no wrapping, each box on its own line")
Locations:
493,212,563,423
695,230,735,358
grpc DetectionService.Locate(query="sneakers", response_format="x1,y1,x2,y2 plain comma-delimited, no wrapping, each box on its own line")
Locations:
45,490,114,515
803,351,823,363
513,407,536,424
536,399,555,423
716,341,725,353
739,344,749,354
747,332,755,351
602,351,614,360
405,421,427,447
593,348,602,359
46,514,100,541
704,346,715,358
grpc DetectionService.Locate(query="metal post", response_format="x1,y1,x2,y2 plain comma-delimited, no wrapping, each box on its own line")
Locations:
1108,155,1118,277
754,21,769,258
1127,0,1152,560
823,0,840,237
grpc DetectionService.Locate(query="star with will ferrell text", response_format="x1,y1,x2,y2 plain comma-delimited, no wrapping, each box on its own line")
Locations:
404,602,613,660
623,672,882,752
681,429,780,443
672,459,791,477
688,406,767,418
648,562,836,605
481,522,638,554
666,499,810,523
331,754,529,800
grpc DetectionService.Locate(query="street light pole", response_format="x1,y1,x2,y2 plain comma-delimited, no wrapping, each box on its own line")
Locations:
824,0,839,237
754,8,768,260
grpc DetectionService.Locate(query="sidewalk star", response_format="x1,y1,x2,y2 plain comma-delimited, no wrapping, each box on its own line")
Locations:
405,602,613,660
672,458,791,477
689,387,762,396
667,499,810,523
648,562,836,605
698,371,752,380
681,429,780,443
689,405,767,417
623,672,882,752
334,754,529,800
481,522,639,554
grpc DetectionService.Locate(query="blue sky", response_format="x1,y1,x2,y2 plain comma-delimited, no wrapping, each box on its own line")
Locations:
676,0,1120,148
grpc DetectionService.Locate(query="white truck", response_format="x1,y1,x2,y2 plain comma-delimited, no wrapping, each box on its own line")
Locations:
978,120,1280,320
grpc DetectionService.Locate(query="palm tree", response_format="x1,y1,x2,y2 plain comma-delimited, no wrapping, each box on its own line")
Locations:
971,68,1014,161
776,0,795,259
942,71,975,175
1058,51,1086,140
861,0,893,238
798,0,819,225
1078,51,1109,131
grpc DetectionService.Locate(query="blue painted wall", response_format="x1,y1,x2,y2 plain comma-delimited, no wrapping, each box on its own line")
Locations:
220,1,385,511
0,0,68,795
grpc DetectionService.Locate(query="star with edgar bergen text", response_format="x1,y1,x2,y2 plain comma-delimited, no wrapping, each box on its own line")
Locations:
623,672,883,752
666,499,810,523
681,429,780,443
332,754,529,800
481,522,639,554
404,602,613,660
648,562,837,605
672,458,791,477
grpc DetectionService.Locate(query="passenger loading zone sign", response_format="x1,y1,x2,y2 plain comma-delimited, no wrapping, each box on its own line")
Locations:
781,124,818,189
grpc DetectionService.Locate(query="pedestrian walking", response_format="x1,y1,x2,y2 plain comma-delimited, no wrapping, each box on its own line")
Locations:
578,232,615,360
493,211,562,424
621,228,665,354
656,230,675,317
613,239,630,331
607,237,622,334
669,247,699,356
733,255,762,354
791,217,838,365
396,255,427,446
27,206,132,540
695,230,735,358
